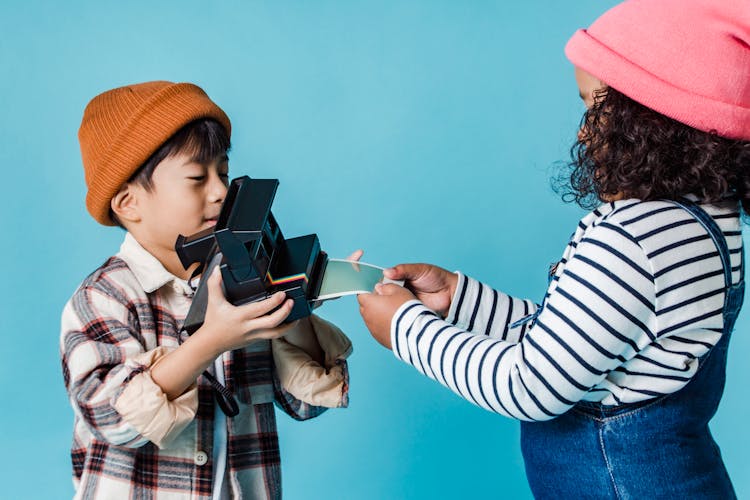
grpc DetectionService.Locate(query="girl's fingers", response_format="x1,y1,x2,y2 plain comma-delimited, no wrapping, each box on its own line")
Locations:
384,263,427,280
374,283,402,296
383,267,398,279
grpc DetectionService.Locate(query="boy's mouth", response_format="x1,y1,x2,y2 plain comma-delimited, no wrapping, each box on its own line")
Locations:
204,217,219,228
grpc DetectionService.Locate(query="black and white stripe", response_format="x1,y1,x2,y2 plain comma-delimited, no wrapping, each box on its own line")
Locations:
392,199,743,421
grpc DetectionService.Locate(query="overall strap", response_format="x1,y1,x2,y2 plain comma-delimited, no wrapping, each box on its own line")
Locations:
512,199,740,332
666,198,735,289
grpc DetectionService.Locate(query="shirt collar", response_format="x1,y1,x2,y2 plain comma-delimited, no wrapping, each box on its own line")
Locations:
116,232,190,294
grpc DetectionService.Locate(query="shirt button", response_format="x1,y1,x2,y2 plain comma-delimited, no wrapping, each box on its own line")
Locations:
194,451,208,466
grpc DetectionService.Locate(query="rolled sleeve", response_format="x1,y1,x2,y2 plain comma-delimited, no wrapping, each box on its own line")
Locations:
113,347,198,449
61,284,194,448
272,314,352,411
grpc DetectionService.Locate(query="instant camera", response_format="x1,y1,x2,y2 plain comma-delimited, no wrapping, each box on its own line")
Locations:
176,176,328,335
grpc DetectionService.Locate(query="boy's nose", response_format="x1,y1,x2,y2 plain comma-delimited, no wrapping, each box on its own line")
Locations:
208,173,228,204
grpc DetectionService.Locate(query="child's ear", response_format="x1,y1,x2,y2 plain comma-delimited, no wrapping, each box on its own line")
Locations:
111,184,141,224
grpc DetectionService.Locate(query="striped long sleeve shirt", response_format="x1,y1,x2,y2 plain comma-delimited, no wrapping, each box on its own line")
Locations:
391,199,743,421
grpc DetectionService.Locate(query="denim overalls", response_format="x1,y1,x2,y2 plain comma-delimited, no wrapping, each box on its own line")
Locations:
520,199,744,499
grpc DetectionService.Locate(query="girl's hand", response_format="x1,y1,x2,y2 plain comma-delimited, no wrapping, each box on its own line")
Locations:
200,268,295,356
357,283,417,349
383,263,458,318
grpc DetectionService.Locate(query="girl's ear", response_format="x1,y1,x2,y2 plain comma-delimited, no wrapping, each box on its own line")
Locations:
111,184,141,225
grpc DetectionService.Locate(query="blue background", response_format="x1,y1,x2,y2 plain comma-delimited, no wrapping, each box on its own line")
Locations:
2,1,748,498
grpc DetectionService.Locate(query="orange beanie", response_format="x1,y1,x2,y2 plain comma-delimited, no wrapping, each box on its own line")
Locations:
78,81,232,225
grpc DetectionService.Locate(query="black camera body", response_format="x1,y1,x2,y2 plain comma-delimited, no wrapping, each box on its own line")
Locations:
176,176,328,334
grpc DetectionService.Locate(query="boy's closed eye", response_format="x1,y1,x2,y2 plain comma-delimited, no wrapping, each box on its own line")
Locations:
184,162,208,182
183,154,229,183
187,173,230,188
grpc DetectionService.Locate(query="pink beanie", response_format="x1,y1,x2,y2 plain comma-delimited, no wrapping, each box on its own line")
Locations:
565,0,750,140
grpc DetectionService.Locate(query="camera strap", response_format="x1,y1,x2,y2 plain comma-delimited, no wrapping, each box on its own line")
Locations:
177,325,241,417
187,262,204,293
202,369,240,417
183,256,240,417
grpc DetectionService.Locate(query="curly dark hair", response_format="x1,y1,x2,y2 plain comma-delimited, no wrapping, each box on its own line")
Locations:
555,86,750,217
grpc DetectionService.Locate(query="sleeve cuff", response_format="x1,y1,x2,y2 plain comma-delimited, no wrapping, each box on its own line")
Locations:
271,315,352,408
113,347,198,449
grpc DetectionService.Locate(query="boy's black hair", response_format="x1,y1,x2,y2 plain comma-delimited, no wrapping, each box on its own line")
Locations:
110,118,231,228
556,86,750,217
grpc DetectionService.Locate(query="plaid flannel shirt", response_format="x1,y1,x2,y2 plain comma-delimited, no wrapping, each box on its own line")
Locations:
61,233,345,499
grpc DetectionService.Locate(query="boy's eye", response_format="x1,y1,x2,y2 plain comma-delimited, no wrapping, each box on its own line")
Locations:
189,176,206,181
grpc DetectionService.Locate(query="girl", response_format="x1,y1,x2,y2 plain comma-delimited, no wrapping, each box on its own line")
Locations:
358,0,750,498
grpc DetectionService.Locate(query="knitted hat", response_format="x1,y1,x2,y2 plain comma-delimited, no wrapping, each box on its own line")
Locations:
565,0,750,140
78,81,232,225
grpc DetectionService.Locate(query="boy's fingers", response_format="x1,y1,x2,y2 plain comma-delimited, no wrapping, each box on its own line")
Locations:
253,328,288,341
346,250,364,272
236,291,287,318
251,319,297,340
346,249,364,262
248,299,294,330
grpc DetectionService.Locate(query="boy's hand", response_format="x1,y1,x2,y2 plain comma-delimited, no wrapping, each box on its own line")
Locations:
383,264,458,318
346,249,364,262
357,283,417,350
201,269,295,355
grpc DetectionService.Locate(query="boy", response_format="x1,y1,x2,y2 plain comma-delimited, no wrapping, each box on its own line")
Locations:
62,81,353,499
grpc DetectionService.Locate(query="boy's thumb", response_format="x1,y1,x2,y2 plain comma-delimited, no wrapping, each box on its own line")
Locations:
206,267,225,302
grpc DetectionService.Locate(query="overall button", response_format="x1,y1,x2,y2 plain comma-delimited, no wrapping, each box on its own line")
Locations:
194,451,208,466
